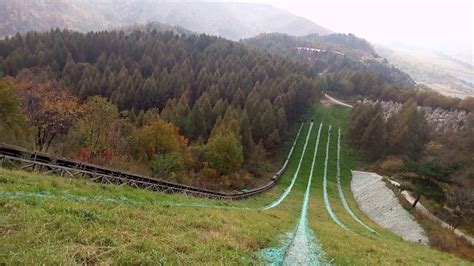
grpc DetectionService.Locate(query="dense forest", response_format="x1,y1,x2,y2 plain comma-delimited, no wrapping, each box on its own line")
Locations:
0,29,322,191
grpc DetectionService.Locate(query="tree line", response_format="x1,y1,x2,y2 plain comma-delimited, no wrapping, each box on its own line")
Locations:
323,70,474,112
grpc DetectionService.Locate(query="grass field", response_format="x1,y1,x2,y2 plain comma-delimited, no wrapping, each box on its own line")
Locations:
0,103,470,264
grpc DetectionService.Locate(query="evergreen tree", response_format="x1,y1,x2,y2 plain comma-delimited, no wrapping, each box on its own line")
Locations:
389,99,429,159
188,105,207,140
360,111,387,161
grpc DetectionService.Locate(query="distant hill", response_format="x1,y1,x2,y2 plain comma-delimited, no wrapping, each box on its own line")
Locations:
243,33,416,88
376,45,474,99
0,0,331,40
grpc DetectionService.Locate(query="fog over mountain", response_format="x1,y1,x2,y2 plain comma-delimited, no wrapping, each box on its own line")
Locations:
0,0,331,40
275,0,472,61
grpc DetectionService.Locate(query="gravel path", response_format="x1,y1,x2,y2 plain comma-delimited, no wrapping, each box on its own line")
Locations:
351,171,429,244
401,190,474,245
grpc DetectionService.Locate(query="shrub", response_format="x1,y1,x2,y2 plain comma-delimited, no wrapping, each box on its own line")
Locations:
378,156,404,174
150,153,185,178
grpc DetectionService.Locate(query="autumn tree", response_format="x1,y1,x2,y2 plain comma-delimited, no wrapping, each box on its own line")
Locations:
70,96,134,163
135,116,188,161
16,78,82,151
135,116,190,177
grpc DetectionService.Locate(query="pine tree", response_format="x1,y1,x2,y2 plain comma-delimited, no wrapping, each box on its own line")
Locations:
389,99,429,159
360,111,387,161
188,105,207,140
239,110,254,160
247,140,267,177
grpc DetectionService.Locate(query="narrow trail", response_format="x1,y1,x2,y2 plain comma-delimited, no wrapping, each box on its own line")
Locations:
263,122,314,210
335,128,378,235
283,123,327,265
401,191,474,245
322,125,351,232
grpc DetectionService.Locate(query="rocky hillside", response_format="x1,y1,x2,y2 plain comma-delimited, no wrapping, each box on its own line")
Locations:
360,99,468,132
0,0,331,40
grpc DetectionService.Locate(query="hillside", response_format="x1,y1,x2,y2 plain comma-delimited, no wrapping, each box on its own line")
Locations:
243,33,416,88
1,104,470,264
0,29,322,191
0,0,331,40
376,45,474,99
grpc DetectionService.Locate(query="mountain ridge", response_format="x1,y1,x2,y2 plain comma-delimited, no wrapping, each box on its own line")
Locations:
0,0,331,40
243,32,416,88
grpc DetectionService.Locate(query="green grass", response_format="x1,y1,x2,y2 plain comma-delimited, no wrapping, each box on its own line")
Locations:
0,104,471,264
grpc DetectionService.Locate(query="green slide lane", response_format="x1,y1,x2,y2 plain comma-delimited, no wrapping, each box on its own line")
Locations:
335,128,378,234
263,122,314,210
322,125,351,232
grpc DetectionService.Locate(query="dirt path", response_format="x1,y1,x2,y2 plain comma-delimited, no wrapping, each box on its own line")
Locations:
351,171,429,244
401,190,474,245
324,94,353,108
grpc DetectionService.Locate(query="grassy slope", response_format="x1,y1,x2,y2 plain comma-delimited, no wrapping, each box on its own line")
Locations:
0,122,311,264
0,104,470,264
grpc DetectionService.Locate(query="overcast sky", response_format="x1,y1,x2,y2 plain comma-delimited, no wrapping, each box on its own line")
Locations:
227,0,473,55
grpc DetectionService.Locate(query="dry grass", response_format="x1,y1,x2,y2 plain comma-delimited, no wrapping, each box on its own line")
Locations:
392,182,474,262
416,211,474,261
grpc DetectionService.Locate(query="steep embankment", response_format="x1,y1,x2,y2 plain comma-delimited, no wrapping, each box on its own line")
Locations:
0,104,469,264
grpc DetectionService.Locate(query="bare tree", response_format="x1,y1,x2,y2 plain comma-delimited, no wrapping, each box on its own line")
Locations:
446,186,474,230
